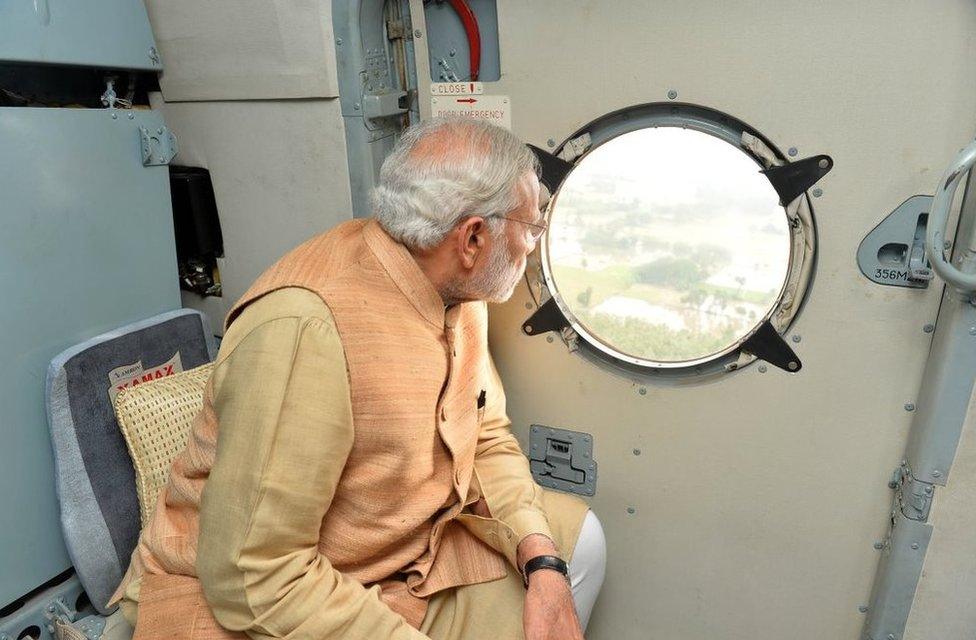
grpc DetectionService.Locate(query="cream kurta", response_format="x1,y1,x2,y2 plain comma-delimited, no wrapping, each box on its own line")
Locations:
114,221,588,640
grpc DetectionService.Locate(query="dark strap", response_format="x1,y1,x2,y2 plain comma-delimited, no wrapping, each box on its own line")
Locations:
522,554,569,586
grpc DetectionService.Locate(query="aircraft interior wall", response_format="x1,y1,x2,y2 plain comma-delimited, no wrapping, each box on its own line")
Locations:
4,1,976,640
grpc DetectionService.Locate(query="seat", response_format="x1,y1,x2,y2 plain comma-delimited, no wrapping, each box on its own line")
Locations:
46,309,216,615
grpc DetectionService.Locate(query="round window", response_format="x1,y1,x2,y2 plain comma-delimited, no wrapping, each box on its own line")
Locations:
530,104,818,378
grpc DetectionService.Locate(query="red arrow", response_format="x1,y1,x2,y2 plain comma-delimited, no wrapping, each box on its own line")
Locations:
456,98,478,104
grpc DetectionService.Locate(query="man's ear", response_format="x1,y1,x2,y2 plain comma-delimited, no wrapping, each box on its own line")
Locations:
455,216,490,270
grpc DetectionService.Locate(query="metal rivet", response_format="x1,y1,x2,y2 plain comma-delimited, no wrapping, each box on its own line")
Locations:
858,605,869,613
638,387,647,395
336,37,343,45
414,29,423,38
633,448,641,456
932,470,942,478
758,364,768,373
787,361,798,371
905,403,915,412
923,324,935,333
524,325,533,334
667,89,678,99
818,158,829,169
791,335,801,343
873,541,884,550
812,188,823,197
969,327,976,336
546,336,554,343
354,103,360,110
547,138,556,148
627,507,636,514
888,634,895,640
111,112,118,119
524,302,532,309
788,147,798,157
911,542,919,550
924,486,933,494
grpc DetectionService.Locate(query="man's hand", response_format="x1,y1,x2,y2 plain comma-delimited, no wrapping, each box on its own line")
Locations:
518,534,583,640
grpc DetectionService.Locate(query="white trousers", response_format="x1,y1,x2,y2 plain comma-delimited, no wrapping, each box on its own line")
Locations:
568,510,607,631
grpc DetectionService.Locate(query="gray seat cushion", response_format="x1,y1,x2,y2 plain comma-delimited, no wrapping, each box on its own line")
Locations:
46,309,216,613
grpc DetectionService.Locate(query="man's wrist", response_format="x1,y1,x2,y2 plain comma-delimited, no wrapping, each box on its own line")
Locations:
522,555,569,587
517,533,559,571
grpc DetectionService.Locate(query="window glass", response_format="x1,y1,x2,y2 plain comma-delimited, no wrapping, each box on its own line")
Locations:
545,127,791,365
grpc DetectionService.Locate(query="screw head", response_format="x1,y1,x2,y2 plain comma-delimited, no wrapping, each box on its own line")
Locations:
633,448,642,456
911,542,920,550
546,336,554,343
667,89,678,100
932,470,942,478
111,112,118,119
638,387,647,395
525,302,532,309
788,147,798,157
414,29,423,38
905,402,916,412
627,507,636,514
873,541,884,550
450,48,457,56
969,327,976,336
354,102,360,110
858,605,869,613
128,112,134,120
758,364,768,373
818,158,829,169
923,324,935,333
336,37,343,45
812,188,823,197
547,138,556,148
791,334,801,343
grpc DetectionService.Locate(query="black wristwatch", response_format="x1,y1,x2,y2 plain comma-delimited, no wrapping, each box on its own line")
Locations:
521,555,569,587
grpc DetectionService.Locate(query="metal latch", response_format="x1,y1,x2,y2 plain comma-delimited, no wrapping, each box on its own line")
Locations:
528,425,597,496
362,91,409,120
857,196,933,289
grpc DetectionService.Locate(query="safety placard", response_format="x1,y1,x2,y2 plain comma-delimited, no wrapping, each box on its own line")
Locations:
431,95,511,130
430,82,485,96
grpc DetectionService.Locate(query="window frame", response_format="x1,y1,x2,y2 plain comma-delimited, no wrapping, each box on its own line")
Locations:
527,103,818,382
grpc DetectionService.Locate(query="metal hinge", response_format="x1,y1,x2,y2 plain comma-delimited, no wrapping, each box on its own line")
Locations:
139,125,178,167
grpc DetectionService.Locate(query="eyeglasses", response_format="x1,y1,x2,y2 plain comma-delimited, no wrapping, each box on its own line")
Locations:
489,215,548,241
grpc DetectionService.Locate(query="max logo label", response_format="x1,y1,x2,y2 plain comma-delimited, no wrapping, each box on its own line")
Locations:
108,352,184,403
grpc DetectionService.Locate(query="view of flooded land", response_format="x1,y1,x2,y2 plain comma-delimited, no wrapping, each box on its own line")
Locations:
546,128,791,363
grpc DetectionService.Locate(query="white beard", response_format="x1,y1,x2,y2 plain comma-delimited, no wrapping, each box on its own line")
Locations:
443,238,524,305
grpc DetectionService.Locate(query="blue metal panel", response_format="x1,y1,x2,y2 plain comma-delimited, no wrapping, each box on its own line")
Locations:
0,0,160,71
0,107,180,607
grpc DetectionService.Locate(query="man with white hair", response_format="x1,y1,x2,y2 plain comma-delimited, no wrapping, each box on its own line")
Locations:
110,117,606,640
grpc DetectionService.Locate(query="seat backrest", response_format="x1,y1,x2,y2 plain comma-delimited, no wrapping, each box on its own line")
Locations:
46,309,216,614
114,363,214,528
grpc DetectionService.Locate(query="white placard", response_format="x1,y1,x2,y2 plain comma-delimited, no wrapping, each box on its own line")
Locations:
430,82,485,96
431,95,511,130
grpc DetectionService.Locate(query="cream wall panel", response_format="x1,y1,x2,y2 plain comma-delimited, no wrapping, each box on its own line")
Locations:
145,0,339,101
904,388,976,640
408,1,976,639
150,95,353,325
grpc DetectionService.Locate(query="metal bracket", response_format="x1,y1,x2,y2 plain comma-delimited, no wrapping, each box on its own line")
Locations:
890,463,934,522
139,126,177,167
857,196,933,289
522,297,569,336
528,425,597,496
740,320,802,372
760,154,833,206
527,144,575,194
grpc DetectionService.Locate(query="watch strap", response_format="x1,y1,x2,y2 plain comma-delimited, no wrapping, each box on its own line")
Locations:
521,554,569,587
